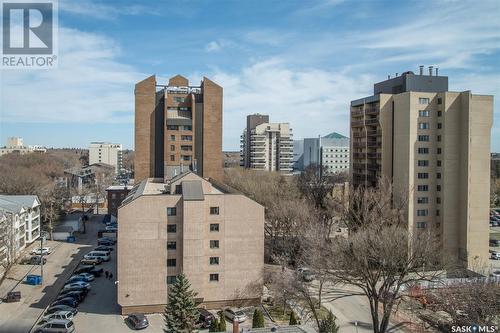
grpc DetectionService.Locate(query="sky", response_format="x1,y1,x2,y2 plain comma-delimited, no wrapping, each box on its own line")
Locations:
1,0,499,151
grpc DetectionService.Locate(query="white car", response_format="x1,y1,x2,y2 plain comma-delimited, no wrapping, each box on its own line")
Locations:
223,308,248,323
40,310,74,323
63,281,90,290
490,270,500,279
68,273,94,282
490,251,500,260
31,247,51,255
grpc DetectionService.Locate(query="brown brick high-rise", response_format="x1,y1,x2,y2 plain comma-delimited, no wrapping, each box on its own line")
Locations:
134,75,223,182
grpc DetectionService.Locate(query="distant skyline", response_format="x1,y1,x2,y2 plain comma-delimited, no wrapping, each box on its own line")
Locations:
1,0,499,151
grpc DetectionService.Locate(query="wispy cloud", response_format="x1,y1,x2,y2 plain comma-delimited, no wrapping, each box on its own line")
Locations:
59,0,160,20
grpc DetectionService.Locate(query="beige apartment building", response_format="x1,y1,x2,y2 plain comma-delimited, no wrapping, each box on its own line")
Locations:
240,114,293,173
88,142,123,173
350,67,493,271
135,75,223,183
117,171,264,314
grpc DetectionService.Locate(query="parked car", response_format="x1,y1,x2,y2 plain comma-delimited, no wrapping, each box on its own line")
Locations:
223,308,248,323
80,257,103,266
97,238,115,246
56,294,82,305
125,313,149,330
84,251,110,262
491,251,500,260
40,311,74,323
68,273,95,283
94,245,114,252
490,270,500,279
45,305,77,316
489,239,500,247
105,226,117,232
34,319,75,333
59,287,88,297
106,222,118,228
31,247,51,255
63,281,90,291
51,297,78,308
89,267,104,277
20,255,47,265
74,265,94,275
197,308,215,328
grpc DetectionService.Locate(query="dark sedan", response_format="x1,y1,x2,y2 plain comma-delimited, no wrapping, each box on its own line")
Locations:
51,297,78,308
126,314,149,330
60,286,88,297
58,290,85,302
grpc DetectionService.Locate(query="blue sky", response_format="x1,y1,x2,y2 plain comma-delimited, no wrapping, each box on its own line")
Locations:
1,0,499,151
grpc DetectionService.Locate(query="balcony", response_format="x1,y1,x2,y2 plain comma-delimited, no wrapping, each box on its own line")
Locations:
365,108,379,115
352,131,365,138
367,152,381,159
366,129,382,136
352,152,366,159
367,141,381,148
352,163,366,169
352,120,364,127
367,163,381,171
351,110,363,117
365,118,379,125
352,142,365,148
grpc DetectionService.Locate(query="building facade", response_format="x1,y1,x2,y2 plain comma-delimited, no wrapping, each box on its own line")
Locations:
240,115,293,173
134,75,223,183
350,67,493,271
106,185,133,218
0,195,41,270
117,172,264,314
300,133,350,173
0,137,46,156
89,142,123,173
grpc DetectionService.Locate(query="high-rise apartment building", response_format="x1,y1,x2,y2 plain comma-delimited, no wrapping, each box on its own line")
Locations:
134,75,223,183
350,67,493,271
117,171,264,314
240,114,293,173
89,142,123,173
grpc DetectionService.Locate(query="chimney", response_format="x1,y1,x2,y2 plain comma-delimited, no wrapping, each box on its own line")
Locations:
419,65,424,75
429,66,433,76
435,67,439,76
232,319,240,333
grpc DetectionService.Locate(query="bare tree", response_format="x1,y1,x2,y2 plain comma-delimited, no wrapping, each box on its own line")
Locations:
0,211,17,282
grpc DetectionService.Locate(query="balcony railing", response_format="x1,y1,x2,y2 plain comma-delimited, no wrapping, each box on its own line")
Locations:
367,152,381,159
367,141,381,148
352,131,365,138
366,130,382,136
351,110,363,117
365,118,379,125
352,142,365,148
352,120,364,127
353,152,366,159
365,108,379,115
367,163,381,171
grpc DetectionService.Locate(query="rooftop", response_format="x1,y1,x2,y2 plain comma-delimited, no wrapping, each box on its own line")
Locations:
323,132,348,139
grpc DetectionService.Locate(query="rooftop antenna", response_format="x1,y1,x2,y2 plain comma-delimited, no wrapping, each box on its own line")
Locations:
429,66,433,76
435,67,439,76
419,65,424,75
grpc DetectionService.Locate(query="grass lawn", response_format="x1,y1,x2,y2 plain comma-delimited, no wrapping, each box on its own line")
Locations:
263,300,331,325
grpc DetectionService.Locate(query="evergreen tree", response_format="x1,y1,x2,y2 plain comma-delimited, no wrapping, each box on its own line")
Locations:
209,318,219,332
163,274,199,333
289,311,298,325
252,309,265,328
218,312,227,332
318,311,339,333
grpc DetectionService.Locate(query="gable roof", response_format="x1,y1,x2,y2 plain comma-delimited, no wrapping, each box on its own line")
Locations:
181,181,204,201
323,132,348,139
0,195,39,213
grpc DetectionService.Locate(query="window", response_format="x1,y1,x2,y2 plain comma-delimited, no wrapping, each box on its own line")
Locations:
210,207,219,215
167,241,176,250
418,135,430,142
437,173,441,179
167,258,176,267
437,160,442,167
167,225,177,233
170,155,175,161
437,135,441,142
416,222,428,229
210,240,219,248
175,184,182,194
437,148,442,154
437,185,441,192
210,224,219,232
166,276,177,284
170,135,176,141
167,207,177,216
437,98,442,105
419,97,430,104
436,197,441,204
182,155,192,161
418,148,429,154
170,145,175,151
436,210,440,217
418,160,429,167
418,110,430,117
437,123,442,129
417,185,428,191
418,122,429,129
183,125,192,131
167,125,179,130
417,197,429,204
417,209,428,217
417,173,429,179
437,110,442,117
209,274,219,282
210,257,219,265
181,135,192,141
181,145,193,151
174,97,185,103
